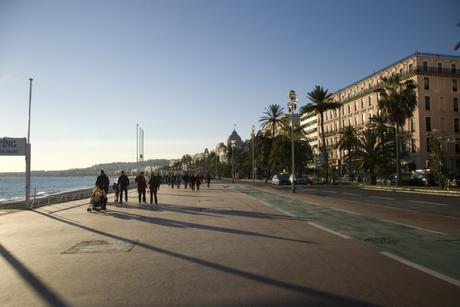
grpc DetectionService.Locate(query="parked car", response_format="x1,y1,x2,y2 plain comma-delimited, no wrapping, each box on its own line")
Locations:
272,174,290,185
410,170,436,186
289,175,311,185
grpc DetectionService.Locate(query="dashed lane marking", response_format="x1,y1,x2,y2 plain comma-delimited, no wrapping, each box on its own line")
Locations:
369,196,395,201
321,190,338,194
409,200,448,206
277,208,296,217
341,192,361,197
307,222,351,239
331,207,361,216
380,251,460,288
380,219,446,235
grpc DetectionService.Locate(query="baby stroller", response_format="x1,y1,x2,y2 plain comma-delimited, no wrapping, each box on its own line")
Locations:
87,186,107,212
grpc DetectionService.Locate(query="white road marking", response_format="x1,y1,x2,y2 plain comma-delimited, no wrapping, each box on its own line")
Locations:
369,196,395,201
331,207,361,216
409,200,448,206
307,222,351,239
380,219,446,235
380,251,460,288
321,190,338,194
277,208,296,217
342,192,360,197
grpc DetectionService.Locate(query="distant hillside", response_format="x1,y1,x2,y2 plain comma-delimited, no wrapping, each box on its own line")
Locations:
0,159,171,177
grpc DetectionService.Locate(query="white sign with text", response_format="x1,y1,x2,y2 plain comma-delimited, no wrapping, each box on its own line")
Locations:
0,137,27,156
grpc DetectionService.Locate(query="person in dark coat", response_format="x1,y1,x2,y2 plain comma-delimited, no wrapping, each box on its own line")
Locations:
135,172,147,203
148,173,160,204
206,173,211,188
118,170,130,203
170,173,176,189
112,182,119,202
183,173,189,189
176,174,181,189
190,174,196,191
196,174,202,191
95,169,109,209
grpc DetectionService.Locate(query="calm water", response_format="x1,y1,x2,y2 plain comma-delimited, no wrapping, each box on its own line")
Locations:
0,176,113,202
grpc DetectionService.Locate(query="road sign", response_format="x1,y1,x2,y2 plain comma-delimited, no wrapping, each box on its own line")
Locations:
0,137,27,156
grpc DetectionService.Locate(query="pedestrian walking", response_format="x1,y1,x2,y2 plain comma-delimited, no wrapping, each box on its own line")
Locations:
196,174,202,191
206,173,211,188
183,173,189,189
95,169,109,210
149,173,160,205
112,181,119,202
176,174,182,189
190,174,196,190
135,171,147,203
118,170,130,203
171,173,176,189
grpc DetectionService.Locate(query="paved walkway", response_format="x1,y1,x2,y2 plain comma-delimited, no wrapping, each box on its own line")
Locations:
1,183,459,306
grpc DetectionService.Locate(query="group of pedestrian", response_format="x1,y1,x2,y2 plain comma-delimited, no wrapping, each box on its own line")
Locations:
95,169,213,210
166,173,211,190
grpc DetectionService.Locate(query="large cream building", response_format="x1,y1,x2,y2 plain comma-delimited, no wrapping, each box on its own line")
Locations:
318,52,460,174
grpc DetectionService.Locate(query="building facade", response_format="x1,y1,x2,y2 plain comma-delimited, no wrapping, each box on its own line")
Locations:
318,52,460,174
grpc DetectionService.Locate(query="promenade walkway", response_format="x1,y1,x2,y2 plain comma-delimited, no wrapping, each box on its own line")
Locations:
1,183,459,306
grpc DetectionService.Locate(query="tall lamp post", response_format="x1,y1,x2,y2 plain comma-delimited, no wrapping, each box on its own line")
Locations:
230,140,236,183
251,125,256,185
25,78,33,207
288,90,298,193
204,148,209,176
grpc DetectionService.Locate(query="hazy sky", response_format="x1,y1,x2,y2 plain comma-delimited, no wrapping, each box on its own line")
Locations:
1,0,459,171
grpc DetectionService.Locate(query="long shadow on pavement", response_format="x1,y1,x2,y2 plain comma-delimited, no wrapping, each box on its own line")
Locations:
106,209,315,244
31,209,379,307
0,244,68,307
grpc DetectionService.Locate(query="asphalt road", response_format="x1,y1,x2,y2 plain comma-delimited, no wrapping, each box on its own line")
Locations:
271,183,460,218
0,183,459,306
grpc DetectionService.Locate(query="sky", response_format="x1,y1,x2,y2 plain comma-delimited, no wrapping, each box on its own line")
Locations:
1,0,459,171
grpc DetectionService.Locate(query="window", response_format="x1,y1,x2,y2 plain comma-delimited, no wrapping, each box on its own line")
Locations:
426,138,431,153
348,104,351,114
361,99,364,109
368,96,371,106
426,117,432,132
452,64,457,73
355,115,358,125
425,96,431,110
424,78,430,90
409,63,413,72
423,61,428,72
454,98,459,112
455,118,459,133
362,113,366,123
410,118,415,132
456,143,460,153
411,139,416,153
399,68,403,75
437,63,443,73
453,79,458,92
354,101,358,111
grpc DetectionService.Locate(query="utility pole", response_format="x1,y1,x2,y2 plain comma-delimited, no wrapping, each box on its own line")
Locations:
25,78,33,208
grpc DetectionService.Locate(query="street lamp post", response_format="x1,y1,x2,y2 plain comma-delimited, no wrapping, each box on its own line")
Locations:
288,90,298,193
25,78,33,207
204,148,209,176
230,140,236,183
251,125,256,185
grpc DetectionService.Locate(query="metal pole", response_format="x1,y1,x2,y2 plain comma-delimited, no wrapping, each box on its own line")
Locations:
25,78,33,208
231,148,234,183
136,123,139,173
291,109,296,193
252,129,255,185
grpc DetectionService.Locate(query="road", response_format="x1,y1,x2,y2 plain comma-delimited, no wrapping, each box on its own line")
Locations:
0,182,459,306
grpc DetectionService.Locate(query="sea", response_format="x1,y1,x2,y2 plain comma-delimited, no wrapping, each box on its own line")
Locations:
0,176,116,203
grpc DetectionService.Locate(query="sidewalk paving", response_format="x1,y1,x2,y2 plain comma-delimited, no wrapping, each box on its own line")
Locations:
1,183,459,307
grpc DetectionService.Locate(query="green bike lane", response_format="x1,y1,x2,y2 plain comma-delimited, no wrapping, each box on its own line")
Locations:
231,184,460,287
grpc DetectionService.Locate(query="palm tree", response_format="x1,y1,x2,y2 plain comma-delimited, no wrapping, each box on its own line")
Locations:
336,126,359,176
377,74,416,185
300,85,341,183
354,129,387,185
259,104,285,138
